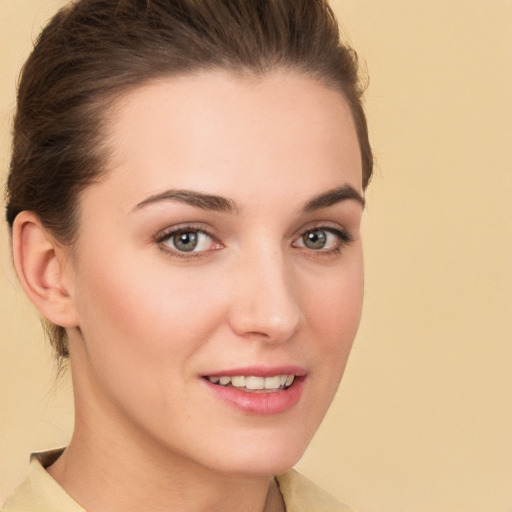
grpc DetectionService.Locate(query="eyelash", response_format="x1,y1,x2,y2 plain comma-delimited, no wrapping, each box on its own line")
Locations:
154,224,353,260
293,226,354,257
155,225,221,260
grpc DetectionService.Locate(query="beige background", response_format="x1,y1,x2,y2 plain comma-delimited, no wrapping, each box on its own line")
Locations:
1,1,511,511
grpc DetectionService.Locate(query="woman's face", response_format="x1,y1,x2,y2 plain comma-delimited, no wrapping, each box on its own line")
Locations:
66,70,364,476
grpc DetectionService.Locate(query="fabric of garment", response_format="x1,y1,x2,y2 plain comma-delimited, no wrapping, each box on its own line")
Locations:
2,449,353,512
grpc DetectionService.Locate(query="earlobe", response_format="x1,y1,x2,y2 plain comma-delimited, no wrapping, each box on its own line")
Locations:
12,211,79,328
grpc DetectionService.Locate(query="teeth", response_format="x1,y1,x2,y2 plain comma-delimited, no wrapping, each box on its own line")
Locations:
264,376,281,390
246,376,264,390
207,374,296,391
231,376,246,387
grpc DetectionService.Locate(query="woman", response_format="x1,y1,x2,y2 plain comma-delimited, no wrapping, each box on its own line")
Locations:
3,0,372,510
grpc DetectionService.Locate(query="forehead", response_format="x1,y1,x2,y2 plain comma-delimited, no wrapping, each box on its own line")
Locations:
94,70,362,208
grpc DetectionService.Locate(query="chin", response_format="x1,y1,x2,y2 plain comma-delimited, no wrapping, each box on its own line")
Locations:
199,428,315,478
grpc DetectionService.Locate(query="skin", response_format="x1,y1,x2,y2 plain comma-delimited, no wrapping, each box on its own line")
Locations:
15,70,364,512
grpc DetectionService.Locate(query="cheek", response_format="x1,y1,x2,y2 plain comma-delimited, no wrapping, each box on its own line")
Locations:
71,250,225,395
301,253,364,386
70,254,232,442
307,257,364,343
76,251,218,342
289,257,363,445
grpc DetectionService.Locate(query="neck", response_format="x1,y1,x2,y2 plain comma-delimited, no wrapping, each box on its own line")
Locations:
48,428,285,512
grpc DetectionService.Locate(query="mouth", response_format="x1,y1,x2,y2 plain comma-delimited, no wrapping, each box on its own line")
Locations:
204,374,296,393
202,369,306,414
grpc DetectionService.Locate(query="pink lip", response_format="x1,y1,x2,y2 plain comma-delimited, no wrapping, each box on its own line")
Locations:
201,366,307,415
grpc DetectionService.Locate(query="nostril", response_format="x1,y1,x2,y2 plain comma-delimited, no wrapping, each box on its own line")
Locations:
229,308,303,343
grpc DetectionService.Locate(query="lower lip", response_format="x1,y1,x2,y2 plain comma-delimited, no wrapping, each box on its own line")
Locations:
203,377,305,415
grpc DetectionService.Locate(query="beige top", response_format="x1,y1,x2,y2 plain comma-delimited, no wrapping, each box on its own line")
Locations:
2,450,353,512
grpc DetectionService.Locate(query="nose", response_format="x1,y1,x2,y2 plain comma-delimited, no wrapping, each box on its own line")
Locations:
227,248,304,343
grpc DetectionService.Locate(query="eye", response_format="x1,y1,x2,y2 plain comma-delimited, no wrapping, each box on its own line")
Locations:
293,227,352,252
157,227,220,255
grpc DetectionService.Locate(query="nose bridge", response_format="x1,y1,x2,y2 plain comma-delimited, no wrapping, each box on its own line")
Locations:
229,242,303,342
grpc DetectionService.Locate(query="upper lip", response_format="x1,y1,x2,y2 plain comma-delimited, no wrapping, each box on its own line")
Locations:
202,365,307,378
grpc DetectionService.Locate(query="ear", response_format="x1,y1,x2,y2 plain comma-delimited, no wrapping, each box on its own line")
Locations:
12,211,79,328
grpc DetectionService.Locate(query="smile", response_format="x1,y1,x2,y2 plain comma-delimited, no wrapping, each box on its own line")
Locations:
205,374,295,392
203,372,305,415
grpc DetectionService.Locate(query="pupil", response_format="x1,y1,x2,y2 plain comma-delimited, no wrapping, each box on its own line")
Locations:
304,230,326,249
174,232,198,252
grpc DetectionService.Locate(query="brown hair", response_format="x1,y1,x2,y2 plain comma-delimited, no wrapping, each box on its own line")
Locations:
5,0,373,359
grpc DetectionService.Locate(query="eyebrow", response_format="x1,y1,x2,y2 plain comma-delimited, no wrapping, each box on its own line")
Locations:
300,184,365,213
134,189,240,214
133,183,364,215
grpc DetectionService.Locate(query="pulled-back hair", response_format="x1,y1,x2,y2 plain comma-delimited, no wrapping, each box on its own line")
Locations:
5,0,373,359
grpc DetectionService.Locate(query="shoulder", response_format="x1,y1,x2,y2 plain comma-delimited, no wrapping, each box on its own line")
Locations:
2,450,84,512
276,469,355,512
